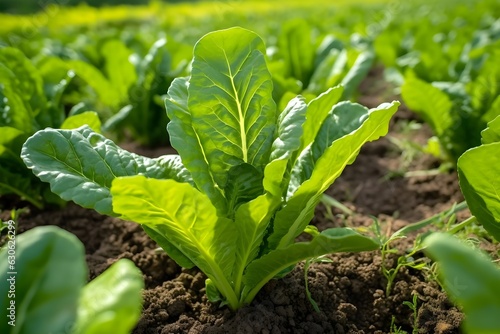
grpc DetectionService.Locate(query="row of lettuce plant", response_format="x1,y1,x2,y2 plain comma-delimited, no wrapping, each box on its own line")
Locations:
371,0,500,165
0,15,377,209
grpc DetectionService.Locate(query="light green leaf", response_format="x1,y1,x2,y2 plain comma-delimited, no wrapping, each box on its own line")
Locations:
0,127,43,207
242,228,379,304
232,193,280,295
340,50,375,100
142,225,195,269
61,111,102,133
269,96,307,162
188,27,276,189
111,176,239,308
278,19,315,87
66,60,120,108
306,49,346,95
299,86,344,153
481,115,500,144
269,101,399,249
0,72,34,133
424,233,500,334
21,126,191,216
458,142,500,241
0,47,46,117
166,77,226,212
264,96,308,198
289,101,371,196
0,226,87,334
102,39,137,104
35,56,75,129
401,75,453,136
75,259,143,334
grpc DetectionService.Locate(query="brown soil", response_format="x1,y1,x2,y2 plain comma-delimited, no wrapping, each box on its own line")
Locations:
1,68,494,333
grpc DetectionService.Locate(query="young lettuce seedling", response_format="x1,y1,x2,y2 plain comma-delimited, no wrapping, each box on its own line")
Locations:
21,27,399,310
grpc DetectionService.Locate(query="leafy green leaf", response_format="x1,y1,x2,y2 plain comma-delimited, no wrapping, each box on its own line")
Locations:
142,225,195,269
481,115,500,144
340,50,375,100
75,259,143,334
289,101,371,196
188,27,276,189
268,101,399,249
242,228,379,304
0,68,34,133
458,142,500,241
278,19,315,87
424,233,500,334
262,96,308,199
102,39,137,104
66,60,120,108
0,226,87,334
0,127,44,207
306,48,346,95
61,111,102,133
111,176,239,307
166,77,226,212
269,96,308,162
299,86,344,153
21,126,191,216
232,193,280,295
401,75,453,137
0,47,46,118
125,38,172,146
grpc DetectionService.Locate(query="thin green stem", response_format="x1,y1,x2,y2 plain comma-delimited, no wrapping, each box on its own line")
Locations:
392,201,468,238
447,216,477,235
320,193,353,216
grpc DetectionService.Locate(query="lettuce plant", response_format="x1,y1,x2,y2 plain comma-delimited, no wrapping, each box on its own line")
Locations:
424,233,500,334
0,47,102,208
401,49,500,163
21,27,399,310
423,116,500,333
270,19,375,106
0,226,143,334
457,115,500,241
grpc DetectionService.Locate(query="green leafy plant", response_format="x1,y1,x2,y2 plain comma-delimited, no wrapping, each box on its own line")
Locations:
457,115,500,241
421,116,500,334
0,47,101,208
21,27,399,310
401,49,500,163
0,225,143,334
402,293,419,334
269,19,375,107
424,232,500,334
66,35,191,147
